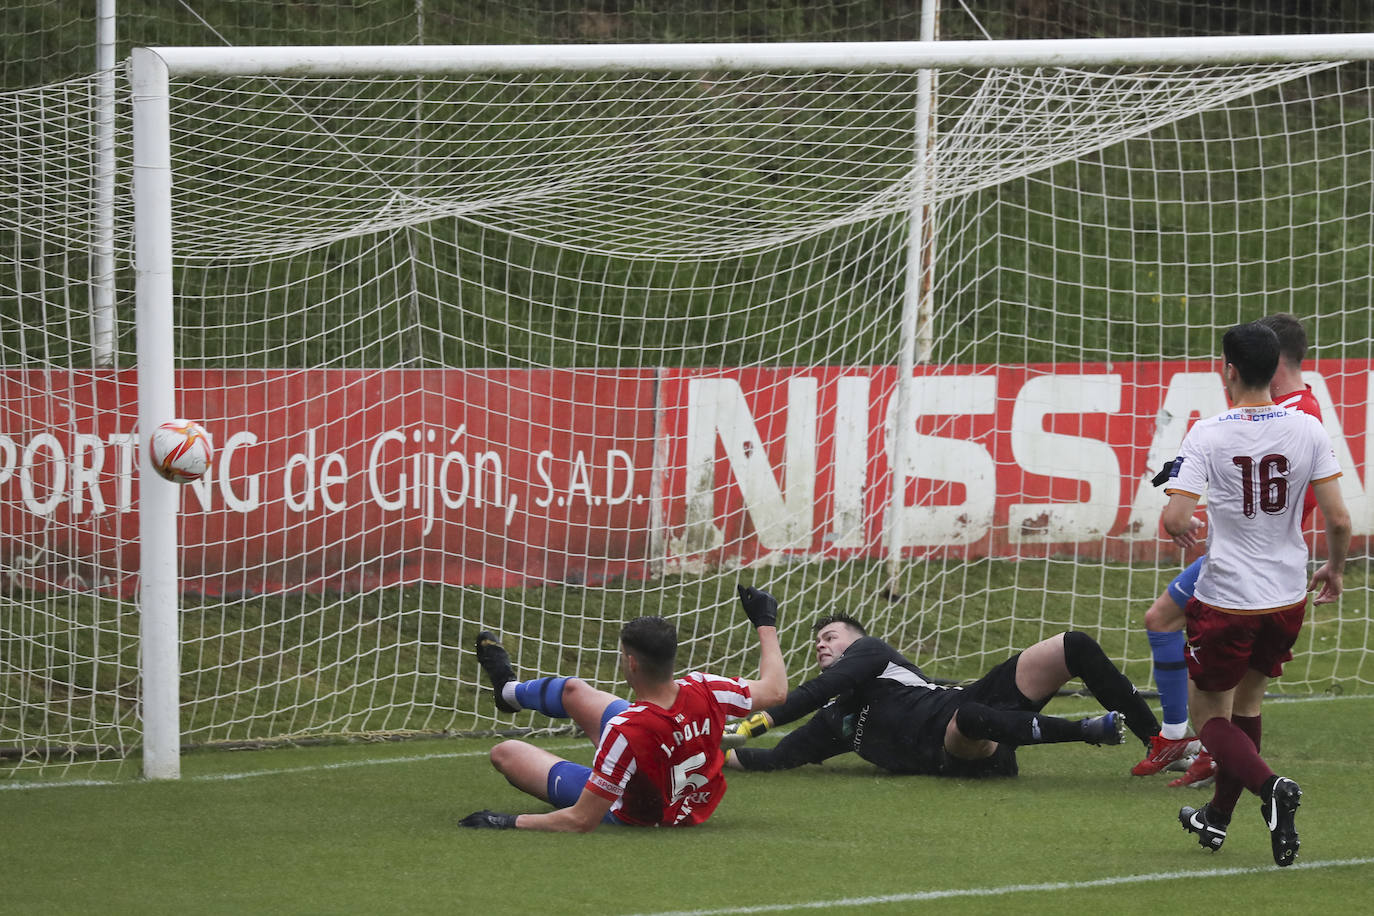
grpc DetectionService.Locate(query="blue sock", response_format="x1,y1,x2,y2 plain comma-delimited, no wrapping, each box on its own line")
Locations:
1147,630,1189,728
513,676,570,719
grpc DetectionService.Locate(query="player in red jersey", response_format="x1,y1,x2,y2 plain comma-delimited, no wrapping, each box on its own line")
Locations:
1133,314,1326,786
459,585,787,831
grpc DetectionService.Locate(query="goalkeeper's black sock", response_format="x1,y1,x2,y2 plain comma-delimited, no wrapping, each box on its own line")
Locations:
1063,630,1159,746
954,702,1083,745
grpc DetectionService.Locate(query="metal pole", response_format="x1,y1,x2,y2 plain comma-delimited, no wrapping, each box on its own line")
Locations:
131,48,181,780
147,34,1374,77
914,1,939,365
92,0,117,366
886,0,940,598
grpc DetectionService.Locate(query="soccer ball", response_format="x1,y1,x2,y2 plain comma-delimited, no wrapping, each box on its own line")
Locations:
148,419,213,483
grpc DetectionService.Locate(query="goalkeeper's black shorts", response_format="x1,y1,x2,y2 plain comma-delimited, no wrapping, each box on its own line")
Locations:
929,650,1049,778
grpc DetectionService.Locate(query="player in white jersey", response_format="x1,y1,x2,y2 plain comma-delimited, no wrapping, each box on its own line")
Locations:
1133,313,1321,786
1173,406,1334,611
1160,321,1350,867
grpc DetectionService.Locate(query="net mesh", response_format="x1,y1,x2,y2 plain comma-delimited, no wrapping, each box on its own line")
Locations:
4,46,1374,778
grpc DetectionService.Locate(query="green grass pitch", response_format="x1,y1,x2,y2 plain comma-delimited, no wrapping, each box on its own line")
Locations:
4,695,1371,915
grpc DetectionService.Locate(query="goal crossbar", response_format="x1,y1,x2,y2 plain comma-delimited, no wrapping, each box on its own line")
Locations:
140,34,1374,78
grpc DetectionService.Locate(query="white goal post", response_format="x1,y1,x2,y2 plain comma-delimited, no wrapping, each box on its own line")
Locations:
96,36,1374,778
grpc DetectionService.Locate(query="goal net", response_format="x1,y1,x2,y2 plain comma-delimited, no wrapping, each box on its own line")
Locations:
3,39,1372,777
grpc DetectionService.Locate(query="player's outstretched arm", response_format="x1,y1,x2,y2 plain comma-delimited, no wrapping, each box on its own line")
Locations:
1309,478,1352,606
727,713,849,771
722,711,772,750
460,787,614,833
736,585,787,709
458,809,518,829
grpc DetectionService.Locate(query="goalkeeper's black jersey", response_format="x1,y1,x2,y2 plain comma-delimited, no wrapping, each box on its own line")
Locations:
739,636,968,775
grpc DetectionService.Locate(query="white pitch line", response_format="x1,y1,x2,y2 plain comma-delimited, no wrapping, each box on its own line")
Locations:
0,777,122,791
0,740,590,791
3,693,1370,792
619,857,1374,916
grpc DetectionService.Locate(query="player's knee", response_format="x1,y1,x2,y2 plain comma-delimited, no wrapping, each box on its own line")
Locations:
953,703,991,740
1144,594,1184,633
1062,630,1105,677
559,677,592,703
489,739,524,775
947,707,997,759
1143,603,1167,632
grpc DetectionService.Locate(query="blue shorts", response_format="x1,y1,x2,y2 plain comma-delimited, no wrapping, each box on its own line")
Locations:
1166,556,1206,609
545,698,631,824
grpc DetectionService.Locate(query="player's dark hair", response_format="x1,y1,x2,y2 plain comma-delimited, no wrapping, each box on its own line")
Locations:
1222,321,1280,390
620,615,677,682
811,613,867,637
1257,313,1308,368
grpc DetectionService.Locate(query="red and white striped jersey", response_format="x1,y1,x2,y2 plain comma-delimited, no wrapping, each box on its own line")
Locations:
585,672,752,826
1274,384,1323,523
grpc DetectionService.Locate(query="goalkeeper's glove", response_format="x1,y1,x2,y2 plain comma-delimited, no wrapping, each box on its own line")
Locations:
736,585,778,629
459,809,518,829
721,712,772,750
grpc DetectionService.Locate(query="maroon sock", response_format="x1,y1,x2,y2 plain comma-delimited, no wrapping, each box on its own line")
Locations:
1200,716,1273,813
1209,714,1262,818
1232,714,1261,752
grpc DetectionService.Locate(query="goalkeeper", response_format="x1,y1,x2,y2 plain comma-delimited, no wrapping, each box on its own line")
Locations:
724,613,1159,778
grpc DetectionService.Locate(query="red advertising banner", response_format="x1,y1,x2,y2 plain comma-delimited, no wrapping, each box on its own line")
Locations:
2,362,1368,594
0,369,658,593
657,361,1370,565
